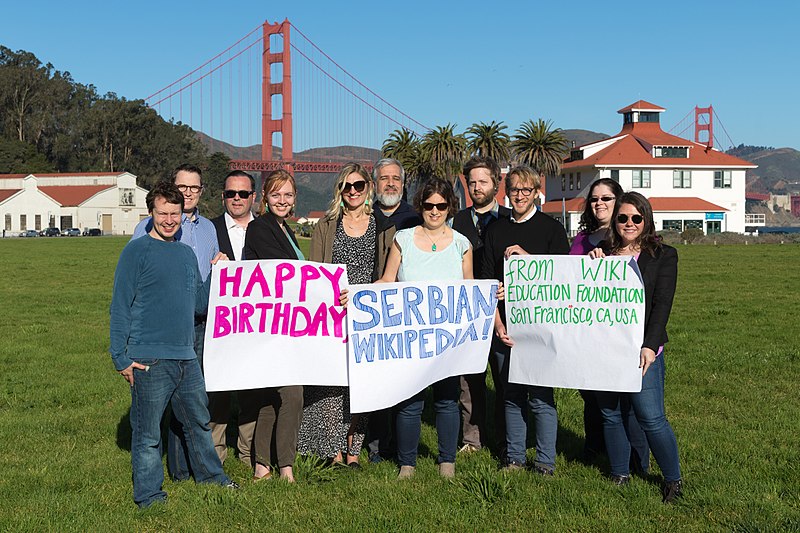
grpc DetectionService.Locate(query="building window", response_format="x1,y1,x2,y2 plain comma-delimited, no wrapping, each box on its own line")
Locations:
570,149,584,161
632,170,651,188
561,174,566,191
576,172,582,189
639,112,660,123
4,214,10,231
20,215,27,230
714,170,732,188
707,220,721,234
623,112,634,124
654,146,688,158
569,173,574,190
610,169,619,181
673,170,692,188
663,220,683,232
684,220,703,230
35,215,41,231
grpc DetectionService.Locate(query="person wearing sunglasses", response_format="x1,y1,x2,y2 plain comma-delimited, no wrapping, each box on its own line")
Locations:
208,171,259,470
300,163,396,469
570,179,650,474
378,177,473,479
480,166,570,476
243,169,306,483
588,191,683,503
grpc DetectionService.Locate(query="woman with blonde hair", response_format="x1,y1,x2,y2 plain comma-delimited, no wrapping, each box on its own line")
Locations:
297,162,396,468
243,169,305,482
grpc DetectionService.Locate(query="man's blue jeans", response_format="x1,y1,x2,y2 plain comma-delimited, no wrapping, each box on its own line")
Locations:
130,357,228,508
495,348,558,469
597,354,681,482
395,376,460,467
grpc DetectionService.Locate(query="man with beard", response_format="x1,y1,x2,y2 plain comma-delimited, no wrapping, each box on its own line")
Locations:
452,156,511,458
372,158,422,231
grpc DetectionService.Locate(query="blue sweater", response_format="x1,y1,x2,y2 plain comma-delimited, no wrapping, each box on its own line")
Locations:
109,235,210,371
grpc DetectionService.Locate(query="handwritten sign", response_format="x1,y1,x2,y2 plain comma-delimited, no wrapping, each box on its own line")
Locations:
505,255,644,392
203,260,349,391
347,280,498,413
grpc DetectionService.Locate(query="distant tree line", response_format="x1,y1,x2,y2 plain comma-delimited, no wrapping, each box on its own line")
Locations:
0,46,230,216
726,144,775,158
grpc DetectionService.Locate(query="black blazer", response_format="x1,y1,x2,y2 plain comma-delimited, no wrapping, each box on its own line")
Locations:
452,205,511,279
211,214,236,260
637,244,678,352
243,212,302,260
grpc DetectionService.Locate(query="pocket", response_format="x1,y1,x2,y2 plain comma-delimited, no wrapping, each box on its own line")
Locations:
135,358,160,367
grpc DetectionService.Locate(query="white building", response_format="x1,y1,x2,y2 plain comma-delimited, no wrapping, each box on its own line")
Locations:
0,172,148,236
542,100,758,235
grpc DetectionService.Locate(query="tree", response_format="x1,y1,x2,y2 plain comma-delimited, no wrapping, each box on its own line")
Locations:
382,128,422,180
465,120,510,163
419,124,466,183
511,119,568,177
0,136,53,173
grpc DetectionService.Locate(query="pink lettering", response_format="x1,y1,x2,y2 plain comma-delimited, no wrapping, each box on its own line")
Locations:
213,306,232,338
320,266,346,302
218,267,242,297
298,265,321,302
275,263,295,299
242,263,271,298
238,303,255,333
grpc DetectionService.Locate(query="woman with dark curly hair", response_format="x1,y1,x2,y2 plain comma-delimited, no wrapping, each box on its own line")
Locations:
589,191,683,503
379,177,473,479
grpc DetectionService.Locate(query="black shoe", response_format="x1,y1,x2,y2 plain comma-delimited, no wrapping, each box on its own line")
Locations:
530,463,555,476
347,462,362,470
611,474,631,486
223,480,240,490
662,479,683,503
501,460,525,472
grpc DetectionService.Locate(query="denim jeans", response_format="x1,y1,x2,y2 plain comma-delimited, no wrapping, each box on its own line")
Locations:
167,321,205,481
395,376,460,467
580,389,650,473
130,357,229,508
496,348,557,469
597,354,681,481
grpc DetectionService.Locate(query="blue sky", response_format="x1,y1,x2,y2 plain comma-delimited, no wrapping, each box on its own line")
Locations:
4,0,798,150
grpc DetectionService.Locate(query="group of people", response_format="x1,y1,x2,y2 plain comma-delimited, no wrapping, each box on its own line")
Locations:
109,157,682,508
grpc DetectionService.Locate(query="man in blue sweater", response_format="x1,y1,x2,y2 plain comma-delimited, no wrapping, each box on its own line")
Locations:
110,181,236,508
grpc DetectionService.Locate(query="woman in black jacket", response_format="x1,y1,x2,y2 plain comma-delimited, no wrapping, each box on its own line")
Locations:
590,191,682,503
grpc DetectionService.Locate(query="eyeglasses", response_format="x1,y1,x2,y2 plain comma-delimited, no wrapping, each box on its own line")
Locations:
589,196,615,203
616,214,644,224
507,187,535,197
176,184,203,194
342,180,367,193
223,190,254,199
422,202,449,212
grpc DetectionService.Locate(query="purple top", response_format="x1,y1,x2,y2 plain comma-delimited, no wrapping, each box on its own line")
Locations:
569,231,594,255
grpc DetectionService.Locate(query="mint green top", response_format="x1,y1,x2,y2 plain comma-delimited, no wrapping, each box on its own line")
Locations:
395,227,471,282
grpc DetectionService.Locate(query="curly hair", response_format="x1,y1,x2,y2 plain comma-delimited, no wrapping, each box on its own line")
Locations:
413,177,458,221
609,191,662,257
578,178,624,233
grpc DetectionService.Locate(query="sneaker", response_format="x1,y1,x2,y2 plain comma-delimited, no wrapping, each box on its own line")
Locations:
501,460,525,472
531,464,555,476
611,474,631,486
662,479,683,503
458,444,480,454
223,480,241,490
398,465,416,479
438,462,455,478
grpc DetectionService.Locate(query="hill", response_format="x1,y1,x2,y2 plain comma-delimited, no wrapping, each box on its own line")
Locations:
727,145,800,194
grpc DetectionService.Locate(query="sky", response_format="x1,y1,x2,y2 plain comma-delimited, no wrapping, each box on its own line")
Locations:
3,0,798,151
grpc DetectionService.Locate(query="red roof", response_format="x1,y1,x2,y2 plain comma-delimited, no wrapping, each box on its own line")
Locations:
0,172,121,180
38,185,114,206
307,210,327,219
745,192,770,201
0,189,21,202
541,197,586,214
617,100,665,113
648,197,727,211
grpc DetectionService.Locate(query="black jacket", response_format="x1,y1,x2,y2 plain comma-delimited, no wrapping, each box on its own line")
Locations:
243,212,302,260
211,214,236,260
452,205,511,279
637,245,678,352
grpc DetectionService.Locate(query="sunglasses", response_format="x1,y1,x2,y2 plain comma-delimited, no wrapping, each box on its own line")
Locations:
422,202,449,212
589,196,615,203
342,180,367,193
223,189,254,199
616,214,644,224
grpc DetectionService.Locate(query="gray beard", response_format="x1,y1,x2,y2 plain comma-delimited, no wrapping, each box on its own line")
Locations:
376,192,402,208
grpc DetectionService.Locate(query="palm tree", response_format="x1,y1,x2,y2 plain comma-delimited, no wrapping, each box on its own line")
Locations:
465,120,510,163
511,119,568,177
382,127,422,181
419,123,466,183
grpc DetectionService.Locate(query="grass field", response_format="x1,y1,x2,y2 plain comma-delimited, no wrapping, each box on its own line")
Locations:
1,237,798,531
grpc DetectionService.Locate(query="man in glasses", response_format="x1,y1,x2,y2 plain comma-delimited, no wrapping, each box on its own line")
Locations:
208,170,257,468
132,163,221,481
452,156,511,458
372,158,422,231
481,166,569,475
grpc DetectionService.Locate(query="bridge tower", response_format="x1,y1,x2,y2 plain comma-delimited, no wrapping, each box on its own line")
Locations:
262,20,293,165
694,105,713,149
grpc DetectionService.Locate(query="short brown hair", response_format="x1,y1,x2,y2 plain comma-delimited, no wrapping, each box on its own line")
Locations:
463,156,501,188
413,177,458,220
146,181,185,212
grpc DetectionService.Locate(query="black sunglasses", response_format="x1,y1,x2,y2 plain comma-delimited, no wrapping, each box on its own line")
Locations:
422,202,449,212
223,189,254,199
616,214,644,224
589,196,615,203
342,180,367,193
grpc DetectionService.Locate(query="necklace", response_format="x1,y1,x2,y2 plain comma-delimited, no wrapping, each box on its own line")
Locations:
343,213,366,231
422,227,446,251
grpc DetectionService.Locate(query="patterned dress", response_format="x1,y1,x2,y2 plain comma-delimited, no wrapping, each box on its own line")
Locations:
297,216,376,459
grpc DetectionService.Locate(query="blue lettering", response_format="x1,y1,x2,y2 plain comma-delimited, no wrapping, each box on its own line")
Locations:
435,328,455,355
402,287,425,326
352,333,376,363
381,288,401,327
418,328,434,358
429,286,447,324
352,290,380,331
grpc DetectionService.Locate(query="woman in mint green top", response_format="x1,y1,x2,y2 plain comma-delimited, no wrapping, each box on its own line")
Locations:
380,178,473,479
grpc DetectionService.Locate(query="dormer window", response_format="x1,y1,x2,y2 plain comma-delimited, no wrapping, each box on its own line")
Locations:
638,112,660,123
654,146,688,158
569,149,583,161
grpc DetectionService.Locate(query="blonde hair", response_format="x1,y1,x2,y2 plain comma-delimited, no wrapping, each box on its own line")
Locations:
257,169,296,216
324,162,374,220
505,165,542,191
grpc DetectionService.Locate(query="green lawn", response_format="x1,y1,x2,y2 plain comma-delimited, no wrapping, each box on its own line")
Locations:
1,237,798,531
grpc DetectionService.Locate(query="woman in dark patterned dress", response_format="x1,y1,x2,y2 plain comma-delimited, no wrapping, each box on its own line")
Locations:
299,163,395,467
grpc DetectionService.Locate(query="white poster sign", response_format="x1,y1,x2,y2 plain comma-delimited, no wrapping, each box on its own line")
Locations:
203,260,349,391
505,255,644,392
347,280,498,413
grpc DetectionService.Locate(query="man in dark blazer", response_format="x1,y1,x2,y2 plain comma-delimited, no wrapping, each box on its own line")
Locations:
209,170,257,467
452,156,511,457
